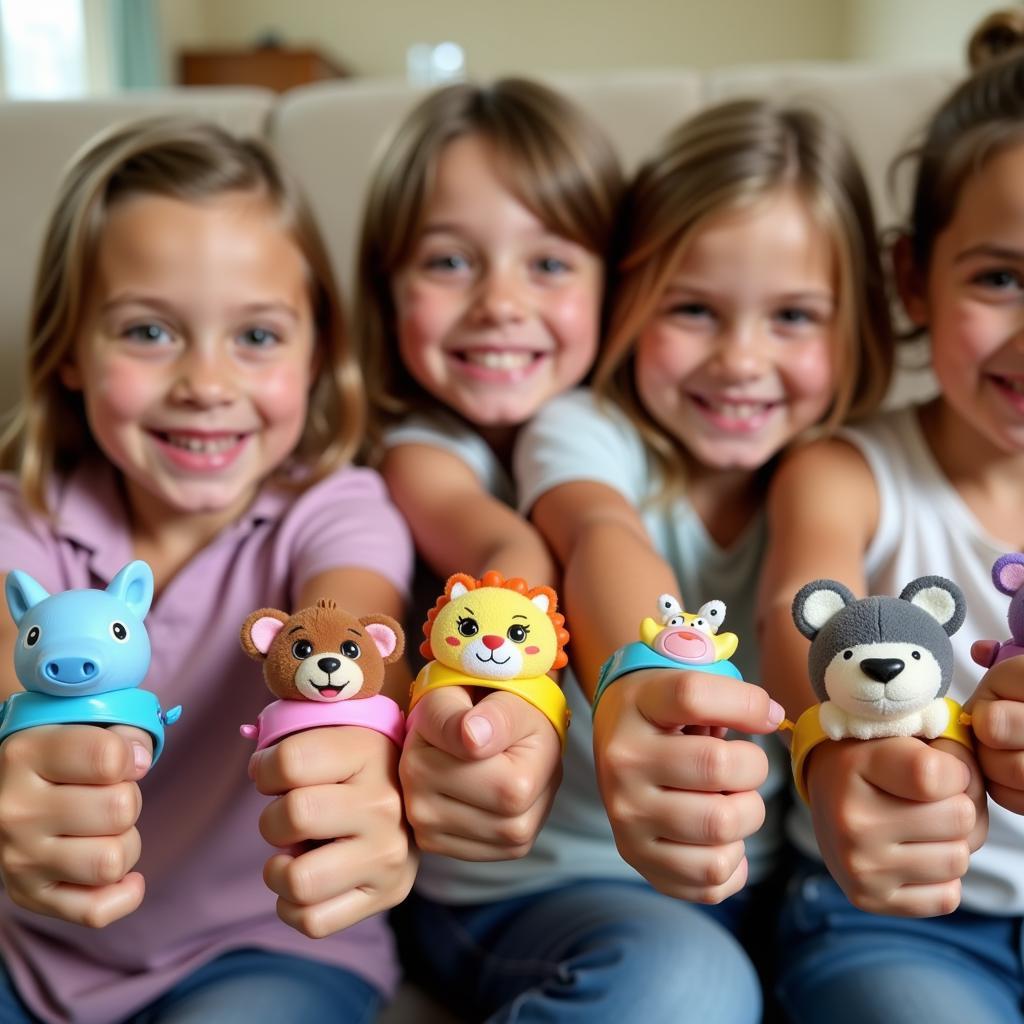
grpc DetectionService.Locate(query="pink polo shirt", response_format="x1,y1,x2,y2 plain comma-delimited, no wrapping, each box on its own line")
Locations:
0,462,413,1024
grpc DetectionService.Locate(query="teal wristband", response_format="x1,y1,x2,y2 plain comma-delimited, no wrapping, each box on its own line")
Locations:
0,689,182,763
592,642,743,715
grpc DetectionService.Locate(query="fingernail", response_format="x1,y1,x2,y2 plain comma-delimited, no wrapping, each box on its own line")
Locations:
132,742,152,773
465,715,493,748
767,700,786,727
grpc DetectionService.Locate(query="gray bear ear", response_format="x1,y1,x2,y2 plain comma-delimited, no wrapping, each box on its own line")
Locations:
792,579,855,640
899,575,966,637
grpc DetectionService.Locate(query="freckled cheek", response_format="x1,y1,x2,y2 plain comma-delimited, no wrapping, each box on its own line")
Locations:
396,284,464,351
90,361,162,423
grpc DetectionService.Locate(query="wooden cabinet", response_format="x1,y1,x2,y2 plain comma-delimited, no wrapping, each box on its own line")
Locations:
179,48,348,93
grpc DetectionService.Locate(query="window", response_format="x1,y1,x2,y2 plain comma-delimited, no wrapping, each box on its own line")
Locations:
0,0,87,98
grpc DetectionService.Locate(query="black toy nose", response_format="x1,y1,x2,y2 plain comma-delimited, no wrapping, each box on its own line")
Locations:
318,657,341,674
860,658,905,683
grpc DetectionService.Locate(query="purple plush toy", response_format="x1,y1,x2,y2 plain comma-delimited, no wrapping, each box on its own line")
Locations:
987,553,1024,667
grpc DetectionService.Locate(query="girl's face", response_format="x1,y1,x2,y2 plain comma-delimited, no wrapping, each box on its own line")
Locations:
62,191,317,526
392,134,603,428
635,188,838,473
905,142,1024,455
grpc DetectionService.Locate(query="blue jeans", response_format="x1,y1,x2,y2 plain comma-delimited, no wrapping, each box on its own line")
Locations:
777,858,1024,1023
397,879,763,1023
0,948,380,1024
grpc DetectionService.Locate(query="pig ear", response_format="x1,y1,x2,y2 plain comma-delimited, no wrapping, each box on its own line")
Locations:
240,609,289,660
106,561,154,619
5,571,50,625
993,555,1024,597
361,615,406,665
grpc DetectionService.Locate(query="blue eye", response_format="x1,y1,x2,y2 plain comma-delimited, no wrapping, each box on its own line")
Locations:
534,256,569,275
239,327,280,348
776,307,815,325
425,253,471,273
125,323,170,344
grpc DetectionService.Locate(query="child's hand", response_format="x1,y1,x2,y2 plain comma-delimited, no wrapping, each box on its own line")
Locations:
964,647,1024,813
250,725,417,938
400,686,563,860
806,736,987,916
592,668,783,903
0,724,152,927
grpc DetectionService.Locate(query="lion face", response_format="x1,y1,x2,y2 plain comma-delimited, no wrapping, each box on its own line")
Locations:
429,581,559,680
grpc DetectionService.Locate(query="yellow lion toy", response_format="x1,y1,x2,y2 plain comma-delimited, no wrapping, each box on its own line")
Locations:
408,571,571,743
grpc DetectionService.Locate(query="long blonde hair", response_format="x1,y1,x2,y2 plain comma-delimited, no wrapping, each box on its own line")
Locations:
354,77,623,452
0,117,361,514
595,99,893,492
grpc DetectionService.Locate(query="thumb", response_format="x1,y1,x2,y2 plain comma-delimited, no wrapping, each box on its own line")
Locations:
107,725,154,781
406,686,476,757
971,640,999,669
460,691,550,760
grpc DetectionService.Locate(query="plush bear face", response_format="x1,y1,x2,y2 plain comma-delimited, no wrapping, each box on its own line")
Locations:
792,576,965,722
240,600,404,702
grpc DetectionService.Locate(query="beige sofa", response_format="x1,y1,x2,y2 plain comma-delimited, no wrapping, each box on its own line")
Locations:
0,64,960,418
0,64,960,1019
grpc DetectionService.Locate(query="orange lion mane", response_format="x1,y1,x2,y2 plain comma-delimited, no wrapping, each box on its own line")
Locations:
419,571,570,669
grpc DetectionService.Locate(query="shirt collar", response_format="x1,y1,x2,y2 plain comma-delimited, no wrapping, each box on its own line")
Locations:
52,462,291,585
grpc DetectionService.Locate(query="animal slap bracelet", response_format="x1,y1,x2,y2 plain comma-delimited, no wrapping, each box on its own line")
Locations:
239,600,406,749
2,561,181,761
782,575,974,801
409,572,571,745
593,593,741,710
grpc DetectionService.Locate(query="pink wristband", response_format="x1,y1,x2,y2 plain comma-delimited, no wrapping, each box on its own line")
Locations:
240,694,406,750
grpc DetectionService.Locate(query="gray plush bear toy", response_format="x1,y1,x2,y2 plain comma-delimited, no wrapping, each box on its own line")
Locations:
791,575,966,740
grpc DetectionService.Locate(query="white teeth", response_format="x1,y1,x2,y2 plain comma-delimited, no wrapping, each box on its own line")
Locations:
462,351,535,370
165,434,239,454
705,400,771,419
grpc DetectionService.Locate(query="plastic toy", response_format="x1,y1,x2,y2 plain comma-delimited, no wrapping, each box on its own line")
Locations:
408,572,571,744
981,553,1024,667
239,599,406,750
592,594,741,710
2,561,181,761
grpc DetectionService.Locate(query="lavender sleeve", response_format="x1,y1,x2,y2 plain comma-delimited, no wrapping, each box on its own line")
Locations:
0,476,63,590
284,467,414,605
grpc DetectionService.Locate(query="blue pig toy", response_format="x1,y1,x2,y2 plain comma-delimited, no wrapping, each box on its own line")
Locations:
2,561,181,761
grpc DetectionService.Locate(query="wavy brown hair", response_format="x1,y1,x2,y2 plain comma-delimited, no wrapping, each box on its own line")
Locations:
594,99,893,494
0,117,361,515
354,77,623,456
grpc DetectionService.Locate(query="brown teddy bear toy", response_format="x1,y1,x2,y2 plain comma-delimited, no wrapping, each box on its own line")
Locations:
239,599,406,750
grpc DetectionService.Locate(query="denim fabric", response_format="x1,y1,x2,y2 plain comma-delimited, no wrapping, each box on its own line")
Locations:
0,948,380,1024
777,858,1024,1023
398,879,763,1023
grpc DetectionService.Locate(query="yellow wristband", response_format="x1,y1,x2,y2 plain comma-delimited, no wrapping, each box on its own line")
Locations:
788,697,973,804
408,662,571,748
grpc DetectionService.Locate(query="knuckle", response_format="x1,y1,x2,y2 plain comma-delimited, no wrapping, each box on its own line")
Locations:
494,816,536,850
952,794,976,836
106,785,141,832
604,795,639,830
670,672,705,718
94,843,127,885
368,785,404,825
493,774,535,817
85,732,127,783
0,845,29,880
694,743,732,789
950,841,971,878
600,739,642,776
379,835,411,874
701,848,738,888
937,880,962,916
274,742,308,786
282,858,318,905
281,789,318,835
701,799,739,843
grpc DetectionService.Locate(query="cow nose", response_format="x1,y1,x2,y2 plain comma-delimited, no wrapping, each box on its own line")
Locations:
482,635,504,650
318,657,341,674
43,658,99,684
860,658,905,683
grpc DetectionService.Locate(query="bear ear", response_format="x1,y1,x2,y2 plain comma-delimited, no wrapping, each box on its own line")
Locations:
791,580,855,640
240,608,289,661
360,614,406,665
899,575,966,636
993,554,1024,598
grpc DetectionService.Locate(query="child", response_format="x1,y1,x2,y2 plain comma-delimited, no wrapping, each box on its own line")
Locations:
756,21,1024,1024
0,118,415,1023
404,97,893,1021
355,81,622,867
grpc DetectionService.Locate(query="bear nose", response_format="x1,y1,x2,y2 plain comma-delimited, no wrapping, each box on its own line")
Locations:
860,658,905,683
482,635,504,650
318,657,341,674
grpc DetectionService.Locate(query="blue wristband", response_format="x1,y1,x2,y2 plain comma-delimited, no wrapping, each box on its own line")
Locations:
592,642,743,714
0,689,182,763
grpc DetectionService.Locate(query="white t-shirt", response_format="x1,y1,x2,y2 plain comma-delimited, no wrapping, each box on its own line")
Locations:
387,391,787,902
786,405,1024,914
